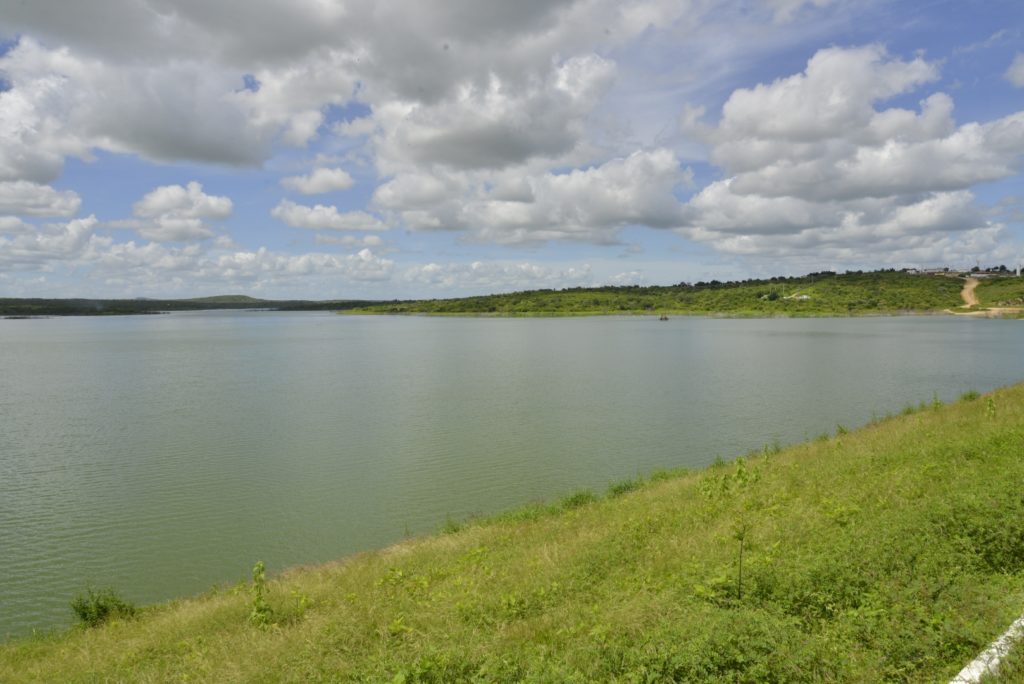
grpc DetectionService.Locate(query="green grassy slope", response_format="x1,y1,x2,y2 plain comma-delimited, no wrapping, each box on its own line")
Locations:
976,277,1024,307
346,270,965,316
4,386,1024,682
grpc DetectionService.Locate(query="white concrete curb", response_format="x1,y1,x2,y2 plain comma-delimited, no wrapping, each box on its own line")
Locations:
951,614,1024,683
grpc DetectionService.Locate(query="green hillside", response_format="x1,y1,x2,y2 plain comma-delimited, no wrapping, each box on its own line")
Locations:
976,277,1024,307
345,270,965,316
4,384,1024,681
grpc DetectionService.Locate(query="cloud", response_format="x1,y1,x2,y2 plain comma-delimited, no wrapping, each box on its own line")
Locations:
313,234,384,248
1007,53,1024,88
679,45,1024,264
0,215,103,269
608,270,644,285
374,148,690,243
0,216,31,233
122,181,232,242
79,243,395,298
0,181,81,216
281,167,355,194
0,38,276,181
0,210,395,294
271,199,388,231
764,0,834,23
2,2,1020,291
133,181,232,220
206,247,393,282
402,260,592,291
0,0,693,182
372,54,616,173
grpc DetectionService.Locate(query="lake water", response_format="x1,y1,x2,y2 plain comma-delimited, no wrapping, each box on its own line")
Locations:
2,312,1023,638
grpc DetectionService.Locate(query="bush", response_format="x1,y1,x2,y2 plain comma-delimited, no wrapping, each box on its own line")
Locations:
70,587,137,627
249,560,274,627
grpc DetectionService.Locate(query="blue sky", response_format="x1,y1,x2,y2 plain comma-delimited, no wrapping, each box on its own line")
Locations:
0,0,1022,299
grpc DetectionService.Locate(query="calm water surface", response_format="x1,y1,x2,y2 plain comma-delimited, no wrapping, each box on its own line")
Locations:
2,312,1023,637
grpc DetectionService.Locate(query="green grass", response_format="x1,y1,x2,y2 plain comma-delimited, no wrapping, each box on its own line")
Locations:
343,270,965,317
975,277,1024,308
4,384,1024,681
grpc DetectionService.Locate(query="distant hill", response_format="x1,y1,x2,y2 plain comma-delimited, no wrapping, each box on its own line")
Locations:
345,269,971,317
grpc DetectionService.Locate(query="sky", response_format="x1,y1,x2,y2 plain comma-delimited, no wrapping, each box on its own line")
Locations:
0,0,1022,300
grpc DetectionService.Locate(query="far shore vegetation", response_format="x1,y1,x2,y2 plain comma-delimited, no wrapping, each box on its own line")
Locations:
0,295,375,317
4,383,1024,681
344,268,1019,317
3,267,1022,319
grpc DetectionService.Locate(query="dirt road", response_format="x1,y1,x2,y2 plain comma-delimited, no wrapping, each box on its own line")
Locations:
961,277,980,307
950,277,1023,317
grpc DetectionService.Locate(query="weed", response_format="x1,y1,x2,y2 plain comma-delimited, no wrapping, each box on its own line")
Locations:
607,478,640,497
986,396,997,419
835,424,849,436
70,587,136,627
648,468,673,482
291,589,312,616
387,615,410,638
561,489,597,509
960,390,980,402
441,515,463,534
248,560,274,627
733,521,750,601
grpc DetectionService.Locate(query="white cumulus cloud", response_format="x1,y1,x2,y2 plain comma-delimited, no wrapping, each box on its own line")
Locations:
402,260,592,292
0,215,103,269
678,45,1024,265
122,181,233,242
0,181,81,217
271,199,388,231
281,167,356,194
373,148,690,244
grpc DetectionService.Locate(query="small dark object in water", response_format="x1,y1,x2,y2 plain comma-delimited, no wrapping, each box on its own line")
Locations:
659,314,669,321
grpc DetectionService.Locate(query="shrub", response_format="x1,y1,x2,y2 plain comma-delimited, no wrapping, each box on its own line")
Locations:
249,560,274,627
70,587,137,627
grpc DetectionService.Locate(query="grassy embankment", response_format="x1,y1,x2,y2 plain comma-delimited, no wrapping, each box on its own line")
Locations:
975,278,1024,315
4,384,1024,682
344,270,965,317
